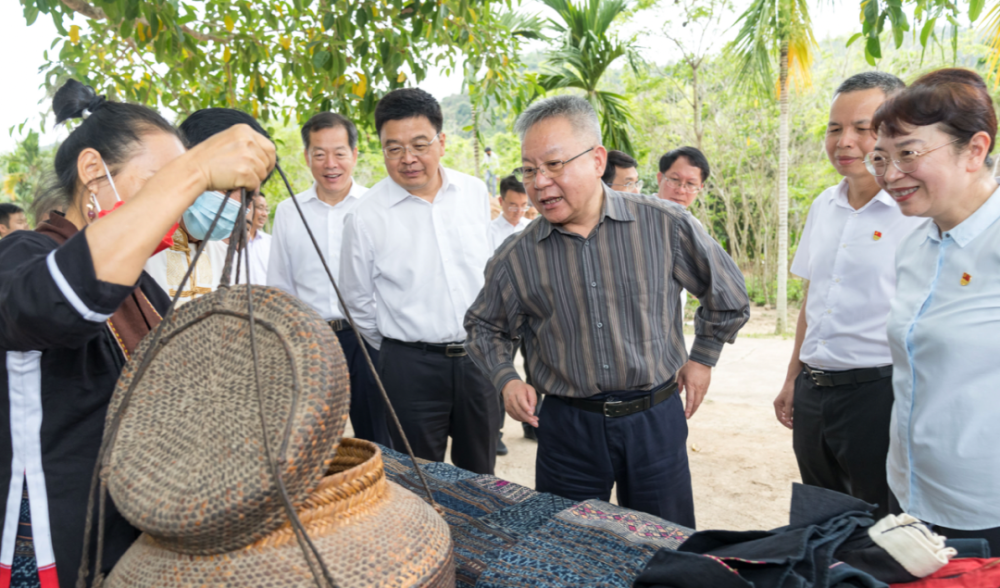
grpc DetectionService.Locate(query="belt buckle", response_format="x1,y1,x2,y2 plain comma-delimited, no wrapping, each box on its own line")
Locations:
808,369,826,385
445,344,466,358
603,400,624,418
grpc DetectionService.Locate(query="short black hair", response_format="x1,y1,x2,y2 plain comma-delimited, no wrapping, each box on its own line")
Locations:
499,175,526,199
835,71,906,98
374,88,443,137
602,150,638,186
659,146,710,183
0,203,24,227
179,108,271,148
300,112,358,151
179,108,273,184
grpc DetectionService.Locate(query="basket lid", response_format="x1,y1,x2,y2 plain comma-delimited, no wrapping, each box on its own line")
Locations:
104,285,350,555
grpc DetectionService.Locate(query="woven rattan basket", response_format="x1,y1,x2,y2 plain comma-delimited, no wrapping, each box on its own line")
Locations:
104,286,351,555
106,438,455,587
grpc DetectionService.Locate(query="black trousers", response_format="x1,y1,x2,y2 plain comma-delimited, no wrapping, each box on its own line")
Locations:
377,339,500,475
792,368,894,519
535,387,695,527
335,328,393,447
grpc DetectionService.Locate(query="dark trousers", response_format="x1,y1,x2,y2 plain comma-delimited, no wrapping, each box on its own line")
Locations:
377,338,500,475
888,493,1000,556
335,328,393,447
535,387,695,527
792,368,894,519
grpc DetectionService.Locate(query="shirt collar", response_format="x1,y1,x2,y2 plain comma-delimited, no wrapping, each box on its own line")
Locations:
830,179,896,211
386,165,451,208
301,181,364,204
536,184,635,242
930,183,1000,247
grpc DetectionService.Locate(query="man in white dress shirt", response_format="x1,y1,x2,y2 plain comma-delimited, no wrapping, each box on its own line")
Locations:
230,193,271,285
268,112,390,446
773,72,921,518
340,88,500,474
488,175,531,252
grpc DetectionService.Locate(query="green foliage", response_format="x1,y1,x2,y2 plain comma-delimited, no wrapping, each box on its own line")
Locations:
537,0,640,153
1,131,54,204
20,0,529,130
728,0,817,97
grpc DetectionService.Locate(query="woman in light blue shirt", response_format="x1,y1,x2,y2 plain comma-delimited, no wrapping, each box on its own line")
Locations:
866,68,1000,554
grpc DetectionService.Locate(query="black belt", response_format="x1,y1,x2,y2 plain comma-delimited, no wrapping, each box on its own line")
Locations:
804,364,893,387
328,319,350,332
558,381,678,418
386,338,467,358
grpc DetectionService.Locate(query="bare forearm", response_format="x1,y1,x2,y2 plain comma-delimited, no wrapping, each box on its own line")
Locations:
785,287,808,382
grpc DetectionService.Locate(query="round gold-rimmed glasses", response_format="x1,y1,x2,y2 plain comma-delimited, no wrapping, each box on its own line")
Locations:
864,139,960,177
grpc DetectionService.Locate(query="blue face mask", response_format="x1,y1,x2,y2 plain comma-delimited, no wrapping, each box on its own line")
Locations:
182,191,242,241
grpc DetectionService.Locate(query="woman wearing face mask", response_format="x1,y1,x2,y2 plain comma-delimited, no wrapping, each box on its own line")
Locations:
867,68,1000,553
0,79,274,587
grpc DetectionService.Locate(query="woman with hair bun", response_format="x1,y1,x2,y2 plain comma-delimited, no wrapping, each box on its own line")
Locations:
0,79,275,587
868,68,1000,553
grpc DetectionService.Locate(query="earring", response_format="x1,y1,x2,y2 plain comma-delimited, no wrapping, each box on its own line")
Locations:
86,193,97,220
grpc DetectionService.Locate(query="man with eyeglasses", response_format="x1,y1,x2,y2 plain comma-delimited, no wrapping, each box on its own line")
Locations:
465,95,749,524
268,111,392,447
489,175,532,252
340,88,500,475
602,150,643,194
773,72,921,519
657,147,709,208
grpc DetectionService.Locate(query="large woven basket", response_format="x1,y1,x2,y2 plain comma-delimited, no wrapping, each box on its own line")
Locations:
104,286,351,555
106,438,455,587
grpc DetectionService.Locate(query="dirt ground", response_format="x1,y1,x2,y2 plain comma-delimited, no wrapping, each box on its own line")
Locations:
349,304,804,532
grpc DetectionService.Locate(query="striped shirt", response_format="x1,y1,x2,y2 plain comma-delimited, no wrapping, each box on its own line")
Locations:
464,186,750,399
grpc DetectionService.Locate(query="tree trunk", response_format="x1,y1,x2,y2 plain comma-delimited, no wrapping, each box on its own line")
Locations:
472,103,482,179
692,63,703,151
775,40,790,334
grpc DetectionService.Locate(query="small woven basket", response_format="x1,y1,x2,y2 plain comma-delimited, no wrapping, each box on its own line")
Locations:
106,439,455,587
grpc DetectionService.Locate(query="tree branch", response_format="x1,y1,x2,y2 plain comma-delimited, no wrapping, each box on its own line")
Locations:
59,0,231,43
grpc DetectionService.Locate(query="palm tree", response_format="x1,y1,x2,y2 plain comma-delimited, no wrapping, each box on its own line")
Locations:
538,0,639,154
729,0,816,333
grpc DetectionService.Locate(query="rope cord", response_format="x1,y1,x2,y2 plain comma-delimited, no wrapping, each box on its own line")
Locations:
272,163,438,508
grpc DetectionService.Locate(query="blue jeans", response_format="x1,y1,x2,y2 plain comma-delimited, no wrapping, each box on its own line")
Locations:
535,386,695,527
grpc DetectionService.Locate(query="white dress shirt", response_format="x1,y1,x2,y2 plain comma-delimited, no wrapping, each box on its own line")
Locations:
887,185,1000,530
791,181,922,370
267,181,368,321
230,229,271,286
340,166,492,349
488,215,529,251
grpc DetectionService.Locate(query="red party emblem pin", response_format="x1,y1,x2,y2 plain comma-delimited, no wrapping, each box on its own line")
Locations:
873,231,882,241
961,273,972,286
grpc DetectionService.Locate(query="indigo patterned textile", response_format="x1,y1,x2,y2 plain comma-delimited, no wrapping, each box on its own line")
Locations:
378,445,693,588
11,487,41,588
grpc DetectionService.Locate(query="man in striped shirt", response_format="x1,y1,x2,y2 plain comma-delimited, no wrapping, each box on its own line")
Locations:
465,96,750,525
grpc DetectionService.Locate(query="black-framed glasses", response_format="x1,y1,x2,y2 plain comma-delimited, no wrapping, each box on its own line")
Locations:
382,133,440,160
514,147,595,182
864,139,959,177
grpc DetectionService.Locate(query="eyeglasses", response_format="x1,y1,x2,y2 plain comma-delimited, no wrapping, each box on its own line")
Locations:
662,177,703,194
382,133,440,160
611,180,644,191
514,147,595,182
864,139,959,177
505,204,531,212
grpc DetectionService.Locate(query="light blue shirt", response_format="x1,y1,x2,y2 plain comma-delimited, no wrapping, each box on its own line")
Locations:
887,183,1000,530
